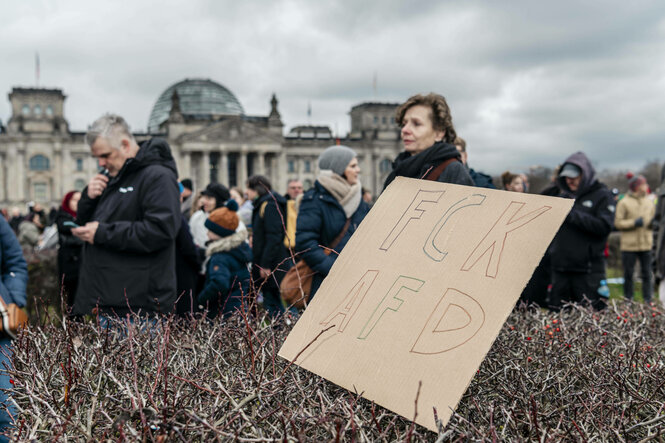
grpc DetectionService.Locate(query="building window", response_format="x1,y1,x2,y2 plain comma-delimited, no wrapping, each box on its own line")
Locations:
33,182,47,202
373,116,379,124
46,105,54,117
288,160,295,173
304,160,311,173
34,105,42,116
74,179,86,191
380,158,392,173
382,116,387,124
29,155,50,171
22,104,30,116
227,153,238,187
76,158,83,171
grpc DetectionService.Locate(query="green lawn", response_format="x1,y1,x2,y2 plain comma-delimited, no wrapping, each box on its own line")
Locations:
607,267,645,302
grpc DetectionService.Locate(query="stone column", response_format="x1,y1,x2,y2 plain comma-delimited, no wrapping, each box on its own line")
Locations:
363,151,373,194
238,148,248,188
62,145,72,193
220,151,229,186
0,153,5,202
53,142,62,201
277,150,287,189
257,151,266,176
181,151,192,180
16,146,26,202
202,150,212,188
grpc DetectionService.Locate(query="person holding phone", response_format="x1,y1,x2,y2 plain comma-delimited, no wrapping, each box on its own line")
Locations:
71,114,181,319
55,190,83,313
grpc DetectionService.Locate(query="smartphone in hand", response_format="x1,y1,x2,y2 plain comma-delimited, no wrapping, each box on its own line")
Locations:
63,221,80,228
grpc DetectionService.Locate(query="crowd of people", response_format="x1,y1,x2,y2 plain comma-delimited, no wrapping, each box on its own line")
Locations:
0,93,662,438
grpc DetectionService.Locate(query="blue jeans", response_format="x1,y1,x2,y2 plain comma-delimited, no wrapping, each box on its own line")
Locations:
0,337,14,442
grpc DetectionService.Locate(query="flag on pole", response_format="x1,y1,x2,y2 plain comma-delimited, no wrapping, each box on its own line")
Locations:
307,101,311,118
35,52,40,87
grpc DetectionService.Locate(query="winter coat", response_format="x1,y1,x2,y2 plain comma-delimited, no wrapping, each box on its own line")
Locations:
652,164,665,279
74,138,181,316
615,192,654,252
469,168,496,189
251,192,288,290
175,215,202,315
55,208,84,283
550,152,615,273
383,142,474,190
295,181,370,298
17,219,40,250
0,217,28,307
198,229,252,318
189,210,208,249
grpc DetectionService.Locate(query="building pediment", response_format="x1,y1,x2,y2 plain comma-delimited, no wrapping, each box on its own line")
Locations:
176,118,283,144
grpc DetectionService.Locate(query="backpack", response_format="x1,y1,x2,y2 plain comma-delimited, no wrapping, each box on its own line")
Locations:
259,196,300,250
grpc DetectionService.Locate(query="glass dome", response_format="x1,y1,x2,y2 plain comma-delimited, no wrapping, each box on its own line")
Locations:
148,78,244,133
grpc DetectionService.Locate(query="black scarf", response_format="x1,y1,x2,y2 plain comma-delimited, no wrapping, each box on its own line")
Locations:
383,142,461,189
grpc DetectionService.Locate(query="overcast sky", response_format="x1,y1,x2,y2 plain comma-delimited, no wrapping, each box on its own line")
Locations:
1,0,664,174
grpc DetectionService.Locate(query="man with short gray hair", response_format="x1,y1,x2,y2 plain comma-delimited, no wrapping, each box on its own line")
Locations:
71,114,181,317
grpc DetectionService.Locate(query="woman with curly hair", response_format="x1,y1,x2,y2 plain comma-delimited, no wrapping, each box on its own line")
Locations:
383,93,473,190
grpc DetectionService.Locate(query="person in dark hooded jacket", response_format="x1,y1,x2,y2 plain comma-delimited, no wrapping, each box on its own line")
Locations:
247,175,289,317
383,93,473,190
652,164,665,301
71,114,181,318
548,151,615,311
198,200,252,318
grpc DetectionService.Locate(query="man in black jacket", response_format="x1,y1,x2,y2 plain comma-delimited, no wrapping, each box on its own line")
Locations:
548,151,615,311
71,114,181,318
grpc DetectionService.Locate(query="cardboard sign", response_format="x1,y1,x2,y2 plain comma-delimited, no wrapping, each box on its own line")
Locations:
279,177,573,431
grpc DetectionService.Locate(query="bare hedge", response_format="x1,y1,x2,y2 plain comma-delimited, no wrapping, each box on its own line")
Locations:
5,300,665,441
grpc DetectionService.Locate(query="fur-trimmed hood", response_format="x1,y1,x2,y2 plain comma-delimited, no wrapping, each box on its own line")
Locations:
206,229,249,257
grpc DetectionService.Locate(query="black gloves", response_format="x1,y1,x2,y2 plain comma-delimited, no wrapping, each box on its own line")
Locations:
634,217,644,228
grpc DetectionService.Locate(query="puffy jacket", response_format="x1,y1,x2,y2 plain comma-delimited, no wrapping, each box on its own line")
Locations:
0,218,28,307
251,192,288,290
198,230,252,318
550,152,615,273
615,192,655,251
74,138,181,316
295,181,370,298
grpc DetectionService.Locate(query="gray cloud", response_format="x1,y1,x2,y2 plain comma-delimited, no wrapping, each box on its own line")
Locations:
1,0,665,176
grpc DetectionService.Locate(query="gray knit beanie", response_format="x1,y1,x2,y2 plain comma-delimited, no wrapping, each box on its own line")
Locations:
318,145,357,176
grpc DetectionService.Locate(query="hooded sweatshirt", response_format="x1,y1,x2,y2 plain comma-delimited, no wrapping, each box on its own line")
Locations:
74,138,181,316
550,152,615,273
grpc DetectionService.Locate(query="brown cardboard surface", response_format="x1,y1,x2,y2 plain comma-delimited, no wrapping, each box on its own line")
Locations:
278,177,574,432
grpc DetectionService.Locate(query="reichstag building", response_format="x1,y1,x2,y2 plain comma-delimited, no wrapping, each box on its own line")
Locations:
0,78,402,207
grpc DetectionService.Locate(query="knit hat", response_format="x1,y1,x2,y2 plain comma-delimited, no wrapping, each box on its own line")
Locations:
205,199,239,237
318,145,357,177
559,163,582,178
201,183,231,207
628,173,647,192
180,178,193,191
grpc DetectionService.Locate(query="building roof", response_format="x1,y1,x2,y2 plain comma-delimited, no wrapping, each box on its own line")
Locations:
148,78,244,133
